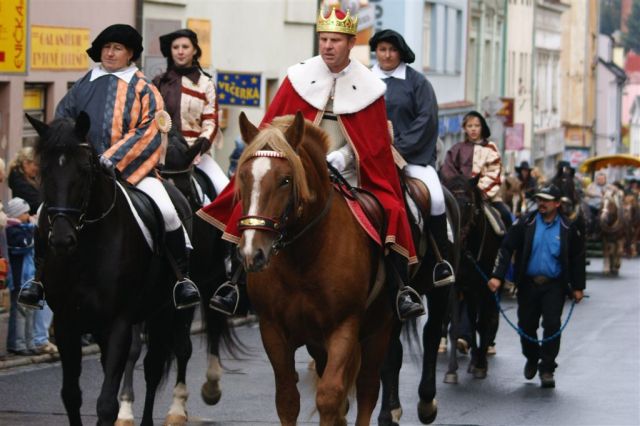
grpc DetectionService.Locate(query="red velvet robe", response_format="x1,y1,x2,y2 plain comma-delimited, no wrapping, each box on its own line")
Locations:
197,77,417,263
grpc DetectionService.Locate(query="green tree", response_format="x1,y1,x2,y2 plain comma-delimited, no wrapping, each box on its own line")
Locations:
624,0,640,53
601,0,622,36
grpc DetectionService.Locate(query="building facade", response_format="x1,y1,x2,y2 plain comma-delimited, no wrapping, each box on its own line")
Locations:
596,34,627,157
504,0,535,170
560,0,598,169
532,0,569,177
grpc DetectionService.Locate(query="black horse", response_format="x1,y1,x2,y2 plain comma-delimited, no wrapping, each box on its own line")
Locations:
28,112,191,426
442,175,502,382
378,182,460,425
117,131,240,424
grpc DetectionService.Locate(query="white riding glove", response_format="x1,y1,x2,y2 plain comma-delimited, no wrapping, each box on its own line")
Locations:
326,150,346,172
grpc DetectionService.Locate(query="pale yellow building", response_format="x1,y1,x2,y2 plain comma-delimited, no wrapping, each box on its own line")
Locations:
560,0,598,163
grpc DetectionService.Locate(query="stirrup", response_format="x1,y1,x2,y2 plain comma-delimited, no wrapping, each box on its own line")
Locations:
172,278,201,310
209,281,240,316
433,259,455,287
17,280,45,310
395,286,425,321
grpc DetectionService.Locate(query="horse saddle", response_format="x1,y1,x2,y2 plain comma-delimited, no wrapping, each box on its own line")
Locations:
332,179,386,247
192,167,217,206
401,173,431,224
117,182,164,254
483,203,506,236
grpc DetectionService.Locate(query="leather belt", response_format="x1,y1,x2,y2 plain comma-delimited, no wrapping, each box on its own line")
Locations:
529,275,554,285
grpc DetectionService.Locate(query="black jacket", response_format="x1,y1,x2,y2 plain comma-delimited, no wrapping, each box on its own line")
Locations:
491,210,585,292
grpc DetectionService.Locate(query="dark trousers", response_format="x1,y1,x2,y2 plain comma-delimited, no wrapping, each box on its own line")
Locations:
517,280,566,373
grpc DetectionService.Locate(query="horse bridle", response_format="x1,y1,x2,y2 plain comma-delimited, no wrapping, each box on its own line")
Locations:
236,150,333,252
46,143,118,233
160,165,204,207
451,187,487,262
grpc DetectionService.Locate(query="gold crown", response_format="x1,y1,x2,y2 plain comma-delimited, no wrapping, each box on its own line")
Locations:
316,7,358,36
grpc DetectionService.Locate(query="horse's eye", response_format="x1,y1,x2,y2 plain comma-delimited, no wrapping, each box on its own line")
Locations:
280,177,291,187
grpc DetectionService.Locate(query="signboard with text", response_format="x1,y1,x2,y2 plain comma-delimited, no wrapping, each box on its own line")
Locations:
31,26,90,71
505,123,525,151
217,72,261,107
497,97,514,127
0,0,27,74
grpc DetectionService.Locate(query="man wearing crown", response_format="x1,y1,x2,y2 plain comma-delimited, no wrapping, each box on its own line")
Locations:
202,7,424,321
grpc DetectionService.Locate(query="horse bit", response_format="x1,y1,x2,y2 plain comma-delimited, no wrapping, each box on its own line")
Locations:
237,150,333,252
46,143,118,233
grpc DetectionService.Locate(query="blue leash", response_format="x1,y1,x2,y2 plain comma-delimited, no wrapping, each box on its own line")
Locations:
464,251,577,345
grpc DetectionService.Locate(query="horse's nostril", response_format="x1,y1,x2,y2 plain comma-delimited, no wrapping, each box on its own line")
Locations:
253,248,266,267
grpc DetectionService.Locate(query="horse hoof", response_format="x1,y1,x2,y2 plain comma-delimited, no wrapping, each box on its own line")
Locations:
444,372,458,384
164,413,187,425
201,381,222,405
378,406,402,426
115,420,135,426
417,399,437,424
473,367,488,379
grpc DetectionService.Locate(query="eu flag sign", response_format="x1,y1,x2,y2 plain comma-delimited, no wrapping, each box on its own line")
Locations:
217,72,261,107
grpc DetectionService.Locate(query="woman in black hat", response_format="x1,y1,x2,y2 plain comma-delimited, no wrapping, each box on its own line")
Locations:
19,24,201,310
153,29,229,196
515,160,538,199
369,29,454,285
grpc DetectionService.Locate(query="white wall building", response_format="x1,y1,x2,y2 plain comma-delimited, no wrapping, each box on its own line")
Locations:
532,0,569,177
504,0,535,169
596,35,627,156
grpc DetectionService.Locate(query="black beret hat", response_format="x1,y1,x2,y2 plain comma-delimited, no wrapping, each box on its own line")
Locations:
369,29,415,64
86,24,143,63
159,28,201,60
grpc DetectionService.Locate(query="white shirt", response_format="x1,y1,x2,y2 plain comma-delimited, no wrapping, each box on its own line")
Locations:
90,64,138,83
371,62,407,80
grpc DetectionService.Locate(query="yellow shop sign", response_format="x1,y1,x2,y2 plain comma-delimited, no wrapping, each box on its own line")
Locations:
31,25,90,71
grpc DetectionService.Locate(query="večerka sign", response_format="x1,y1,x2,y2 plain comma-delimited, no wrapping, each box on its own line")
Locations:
217,72,261,107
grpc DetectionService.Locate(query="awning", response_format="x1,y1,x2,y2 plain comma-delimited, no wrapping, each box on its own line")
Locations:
578,154,640,174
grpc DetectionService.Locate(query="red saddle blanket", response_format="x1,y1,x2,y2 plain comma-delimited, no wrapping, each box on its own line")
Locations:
337,185,383,247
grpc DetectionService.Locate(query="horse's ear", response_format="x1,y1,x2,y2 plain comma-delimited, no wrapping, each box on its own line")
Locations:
74,111,91,139
470,175,480,188
25,113,49,137
239,112,259,144
284,111,305,150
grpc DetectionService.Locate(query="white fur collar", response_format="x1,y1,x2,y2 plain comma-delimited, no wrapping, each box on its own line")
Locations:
287,55,386,115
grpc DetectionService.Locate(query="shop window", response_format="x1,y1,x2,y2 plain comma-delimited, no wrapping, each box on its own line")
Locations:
23,84,47,147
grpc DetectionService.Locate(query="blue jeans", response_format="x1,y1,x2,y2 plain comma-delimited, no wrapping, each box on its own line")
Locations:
33,302,53,346
8,289,35,351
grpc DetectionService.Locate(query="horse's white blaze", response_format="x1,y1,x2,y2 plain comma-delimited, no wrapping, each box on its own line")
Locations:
167,382,189,416
206,354,222,382
242,157,272,258
117,400,134,420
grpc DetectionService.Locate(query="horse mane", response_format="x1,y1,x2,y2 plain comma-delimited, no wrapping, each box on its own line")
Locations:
236,115,330,204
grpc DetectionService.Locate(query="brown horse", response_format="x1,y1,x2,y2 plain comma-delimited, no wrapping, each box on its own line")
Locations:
234,111,392,425
600,189,626,275
501,175,527,217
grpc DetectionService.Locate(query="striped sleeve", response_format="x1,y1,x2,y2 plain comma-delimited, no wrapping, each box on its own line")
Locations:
477,142,502,199
103,74,165,185
198,77,218,142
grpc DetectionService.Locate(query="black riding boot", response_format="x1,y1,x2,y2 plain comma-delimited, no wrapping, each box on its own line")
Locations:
388,252,425,321
18,230,45,310
209,263,245,316
165,228,201,310
430,213,455,287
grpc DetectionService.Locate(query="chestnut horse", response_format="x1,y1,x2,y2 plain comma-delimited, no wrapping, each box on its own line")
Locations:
233,111,392,425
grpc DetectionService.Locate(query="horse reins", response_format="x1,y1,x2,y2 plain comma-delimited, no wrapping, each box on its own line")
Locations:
236,151,334,252
46,143,118,232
